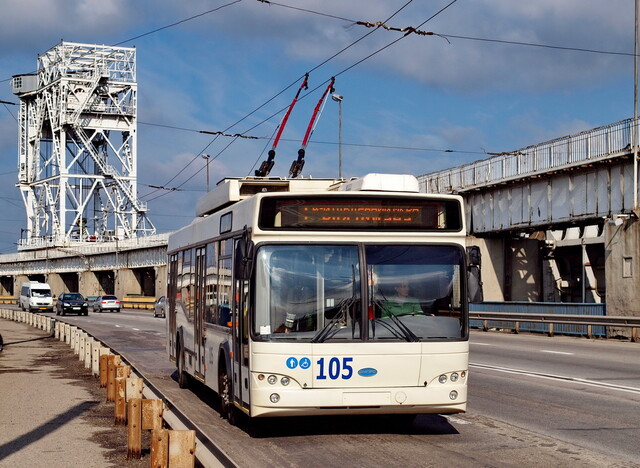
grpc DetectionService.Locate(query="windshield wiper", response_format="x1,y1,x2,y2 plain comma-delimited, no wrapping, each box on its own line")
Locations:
373,296,419,342
311,295,357,343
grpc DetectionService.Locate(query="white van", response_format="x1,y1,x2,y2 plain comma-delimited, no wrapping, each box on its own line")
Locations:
20,281,54,312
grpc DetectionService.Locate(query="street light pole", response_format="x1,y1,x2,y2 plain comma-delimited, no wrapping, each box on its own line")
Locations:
201,154,210,192
332,94,343,178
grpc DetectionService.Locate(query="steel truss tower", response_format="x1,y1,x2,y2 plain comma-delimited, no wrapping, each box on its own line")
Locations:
12,41,155,250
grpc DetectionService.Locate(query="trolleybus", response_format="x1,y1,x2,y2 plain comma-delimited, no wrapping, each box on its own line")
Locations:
167,173,470,422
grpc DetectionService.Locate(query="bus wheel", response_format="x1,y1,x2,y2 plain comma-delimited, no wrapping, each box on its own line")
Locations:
177,342,189,389
218,366,236,425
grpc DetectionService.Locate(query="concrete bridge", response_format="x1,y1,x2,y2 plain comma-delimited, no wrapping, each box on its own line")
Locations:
418,117,640,323
0,234,168,305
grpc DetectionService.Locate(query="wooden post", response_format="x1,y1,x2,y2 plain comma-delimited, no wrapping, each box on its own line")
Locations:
168,430,196,468
127,398,142,459
106,355,122,402
100,354,109,388
126,377,144,402
116,365,131,379
115,377,127,425
150,429,169,468
142,399,164,431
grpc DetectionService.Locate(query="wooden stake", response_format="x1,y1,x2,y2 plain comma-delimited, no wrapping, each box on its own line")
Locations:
127,398,142,459
150,429,169,468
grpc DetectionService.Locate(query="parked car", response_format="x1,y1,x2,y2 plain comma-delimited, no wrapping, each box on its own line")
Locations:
56,292,88,316
153,296,166,318
93,295,121,313
85,296,99,310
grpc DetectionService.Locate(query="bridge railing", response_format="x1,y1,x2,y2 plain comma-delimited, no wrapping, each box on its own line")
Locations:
421,118,637,193
470,301,639,341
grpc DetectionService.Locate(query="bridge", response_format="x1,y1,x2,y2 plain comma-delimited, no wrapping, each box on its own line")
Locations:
418,117,640,329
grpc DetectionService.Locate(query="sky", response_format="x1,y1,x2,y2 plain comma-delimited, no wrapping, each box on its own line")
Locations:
0,0,637,253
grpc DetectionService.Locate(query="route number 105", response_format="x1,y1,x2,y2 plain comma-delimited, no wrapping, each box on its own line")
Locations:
316,357,353,380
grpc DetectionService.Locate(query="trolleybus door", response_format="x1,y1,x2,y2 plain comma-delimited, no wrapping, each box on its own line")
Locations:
231,277,251,410
194,247,206,379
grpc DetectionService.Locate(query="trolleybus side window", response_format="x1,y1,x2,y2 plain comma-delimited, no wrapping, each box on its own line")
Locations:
180,248,194,321
218,239,233,327
204,242,218,325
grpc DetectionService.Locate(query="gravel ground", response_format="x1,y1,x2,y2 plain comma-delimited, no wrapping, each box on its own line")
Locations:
0,319,150,468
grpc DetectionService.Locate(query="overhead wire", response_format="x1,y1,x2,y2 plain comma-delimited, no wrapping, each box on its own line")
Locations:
142,0,417,199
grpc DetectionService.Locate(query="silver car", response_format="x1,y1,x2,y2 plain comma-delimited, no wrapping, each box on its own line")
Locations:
93,295,121,313
153,296,166,318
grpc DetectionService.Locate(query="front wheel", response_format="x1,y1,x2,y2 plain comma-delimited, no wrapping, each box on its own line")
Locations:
218,364,237,425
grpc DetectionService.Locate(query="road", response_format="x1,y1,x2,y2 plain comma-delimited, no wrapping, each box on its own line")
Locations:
56,309,640,467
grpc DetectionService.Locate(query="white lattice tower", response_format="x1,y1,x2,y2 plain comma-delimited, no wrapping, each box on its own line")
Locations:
12,41,155,249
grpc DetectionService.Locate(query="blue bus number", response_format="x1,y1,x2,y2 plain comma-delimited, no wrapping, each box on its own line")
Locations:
316,357,353,380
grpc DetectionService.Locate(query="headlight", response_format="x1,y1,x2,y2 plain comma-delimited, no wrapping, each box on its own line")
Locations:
450,372,459,382
267,375,277,385
281,377,290,386
82,302,88,306
270,393,280,403
63,302,70,306
438,374,448,384
449,390,458,400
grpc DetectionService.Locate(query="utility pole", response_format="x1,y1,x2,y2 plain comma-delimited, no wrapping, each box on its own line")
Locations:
202,154,210,192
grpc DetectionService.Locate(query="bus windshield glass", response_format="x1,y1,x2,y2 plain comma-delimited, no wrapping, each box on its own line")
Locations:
252,244,466,342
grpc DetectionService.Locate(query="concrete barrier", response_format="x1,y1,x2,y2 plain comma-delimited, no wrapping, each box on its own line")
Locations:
0,310,208,467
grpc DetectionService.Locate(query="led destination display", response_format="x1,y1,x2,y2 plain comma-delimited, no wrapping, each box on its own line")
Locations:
259,196,462,231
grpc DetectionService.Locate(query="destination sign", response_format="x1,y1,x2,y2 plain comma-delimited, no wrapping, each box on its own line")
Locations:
259,196,461,231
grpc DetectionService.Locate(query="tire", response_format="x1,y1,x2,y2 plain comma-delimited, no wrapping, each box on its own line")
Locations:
177,341,189,389
218,362,236,425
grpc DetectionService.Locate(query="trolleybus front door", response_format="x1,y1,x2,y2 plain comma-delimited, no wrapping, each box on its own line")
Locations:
232,277,251,411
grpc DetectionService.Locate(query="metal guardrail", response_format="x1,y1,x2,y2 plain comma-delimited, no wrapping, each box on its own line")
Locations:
470,311,640,342
0,308,236,467
419,117,637,193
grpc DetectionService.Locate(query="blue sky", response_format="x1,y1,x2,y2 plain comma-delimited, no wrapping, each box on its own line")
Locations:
0,0,636,253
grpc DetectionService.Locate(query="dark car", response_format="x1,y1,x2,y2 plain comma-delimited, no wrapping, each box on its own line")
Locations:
55,292,89,316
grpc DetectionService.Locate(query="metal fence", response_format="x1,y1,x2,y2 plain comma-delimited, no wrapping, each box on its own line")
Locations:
470,301,607,337
420,118,637,194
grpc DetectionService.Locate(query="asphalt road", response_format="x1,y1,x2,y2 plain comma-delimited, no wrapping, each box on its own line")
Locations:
56,309,640,467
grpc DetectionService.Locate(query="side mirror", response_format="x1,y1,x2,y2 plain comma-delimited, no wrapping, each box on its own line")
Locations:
466,246,483,303
234,235,255,281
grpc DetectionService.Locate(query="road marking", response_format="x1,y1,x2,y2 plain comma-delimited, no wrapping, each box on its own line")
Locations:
470,362,640,395
471,342,491,346
540,350,574,355
132,328,140,331
115,324,121,328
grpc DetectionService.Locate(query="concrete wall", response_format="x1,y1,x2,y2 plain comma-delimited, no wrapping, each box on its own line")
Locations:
604,217,640,319
468,236,542,302
467,237,506,301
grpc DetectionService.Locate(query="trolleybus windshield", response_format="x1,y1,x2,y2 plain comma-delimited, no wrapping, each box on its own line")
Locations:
253,244,466,342
259,196,462,231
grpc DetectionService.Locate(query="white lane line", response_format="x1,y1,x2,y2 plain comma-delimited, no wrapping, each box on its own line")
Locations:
115,324,122,328
540,350,574,355
470,362,640,395
132,328,140,331
471,342,491,346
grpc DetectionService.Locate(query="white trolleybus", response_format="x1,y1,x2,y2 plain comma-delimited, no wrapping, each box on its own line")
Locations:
167,173,470,422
